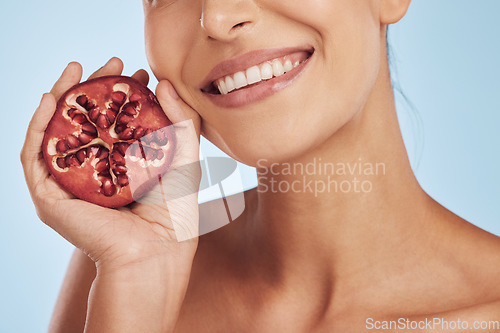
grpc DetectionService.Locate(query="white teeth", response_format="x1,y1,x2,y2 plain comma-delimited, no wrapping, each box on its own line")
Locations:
215,56,306,95
225,76,235,93
246,66,262,85
233,71,248,89
272,59,285,77
260,62,273,80
218,79,228,95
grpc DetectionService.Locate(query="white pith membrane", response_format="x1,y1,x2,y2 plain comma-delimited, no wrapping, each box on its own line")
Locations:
51,83,170,196
207,52,312,95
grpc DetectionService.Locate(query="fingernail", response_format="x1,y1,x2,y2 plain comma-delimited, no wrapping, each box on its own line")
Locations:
62,63,73,74
168,82,179,100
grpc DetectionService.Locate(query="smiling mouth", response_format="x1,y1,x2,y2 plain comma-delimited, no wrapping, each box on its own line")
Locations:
202,50,314,95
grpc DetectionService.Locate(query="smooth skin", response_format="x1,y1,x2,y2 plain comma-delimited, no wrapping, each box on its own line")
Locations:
21,0,500,332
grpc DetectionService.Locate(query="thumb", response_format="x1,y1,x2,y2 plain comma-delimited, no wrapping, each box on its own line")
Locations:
131,81,203,241
156,80,201,139
155,79,201,173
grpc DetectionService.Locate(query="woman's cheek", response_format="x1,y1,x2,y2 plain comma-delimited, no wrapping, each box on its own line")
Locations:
145,7,198,84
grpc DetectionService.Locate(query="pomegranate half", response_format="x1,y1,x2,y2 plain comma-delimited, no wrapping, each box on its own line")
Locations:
42,76,176,208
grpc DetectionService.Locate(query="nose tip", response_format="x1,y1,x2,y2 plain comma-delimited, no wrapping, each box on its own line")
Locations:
200,1,258,42
201,17,251,40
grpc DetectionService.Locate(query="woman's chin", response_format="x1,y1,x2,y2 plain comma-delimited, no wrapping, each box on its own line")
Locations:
222,139,317,167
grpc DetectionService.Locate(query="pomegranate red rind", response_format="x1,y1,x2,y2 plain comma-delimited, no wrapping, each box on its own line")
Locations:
42,76,176,208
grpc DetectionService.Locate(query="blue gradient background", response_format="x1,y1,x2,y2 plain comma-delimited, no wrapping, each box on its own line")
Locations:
1,0,499,331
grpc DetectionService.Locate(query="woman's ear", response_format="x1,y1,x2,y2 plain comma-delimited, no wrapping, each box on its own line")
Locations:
379,0,412,25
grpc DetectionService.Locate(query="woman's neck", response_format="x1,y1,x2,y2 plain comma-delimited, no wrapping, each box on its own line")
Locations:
243,58,443,299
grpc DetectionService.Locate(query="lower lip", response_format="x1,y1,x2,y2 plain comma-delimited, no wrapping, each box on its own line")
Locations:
203,52,314,109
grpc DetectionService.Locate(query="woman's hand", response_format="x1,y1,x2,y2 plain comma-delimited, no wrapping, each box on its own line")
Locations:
22,57,203,332
21,57,202,272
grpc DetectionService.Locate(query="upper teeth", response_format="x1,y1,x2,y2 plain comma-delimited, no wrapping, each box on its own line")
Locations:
216,57,302,95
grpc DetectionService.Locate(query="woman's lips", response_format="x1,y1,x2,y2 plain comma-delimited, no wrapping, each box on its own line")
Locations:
201,49,314,108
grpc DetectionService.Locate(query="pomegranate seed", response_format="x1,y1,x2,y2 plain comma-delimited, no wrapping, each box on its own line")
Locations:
78,133,93,145
65,154,81,167
119,127,134,140
98,172,110,182
114,125,125,134
56,157,67,169
109,103,120,112
95,159,109,173
97,114,111,129
111,91,127,106
96,148,109,160
129,94,141,102
67,108,78,118
72,114,87,124
114,165,128,174
117,175,129,187
117,114,134,125
122,105,137,116
105,109,117,123
133,127,145,139
56,140,70,153
85,102,95,111
81,123,97,135
89,107,100,123
101,179,116,197
66,134,81,149
113,142,129,156
111,151,126,165
76,95,88,107
76,149,87,163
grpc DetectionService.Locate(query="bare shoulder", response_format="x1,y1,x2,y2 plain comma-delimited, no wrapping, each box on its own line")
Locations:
453,213,500,296
428,210,500,319
48,248,96,333
457,217,500,294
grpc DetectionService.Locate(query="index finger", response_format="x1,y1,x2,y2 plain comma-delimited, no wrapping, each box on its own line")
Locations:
87,57,124,80
50,62,83,101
